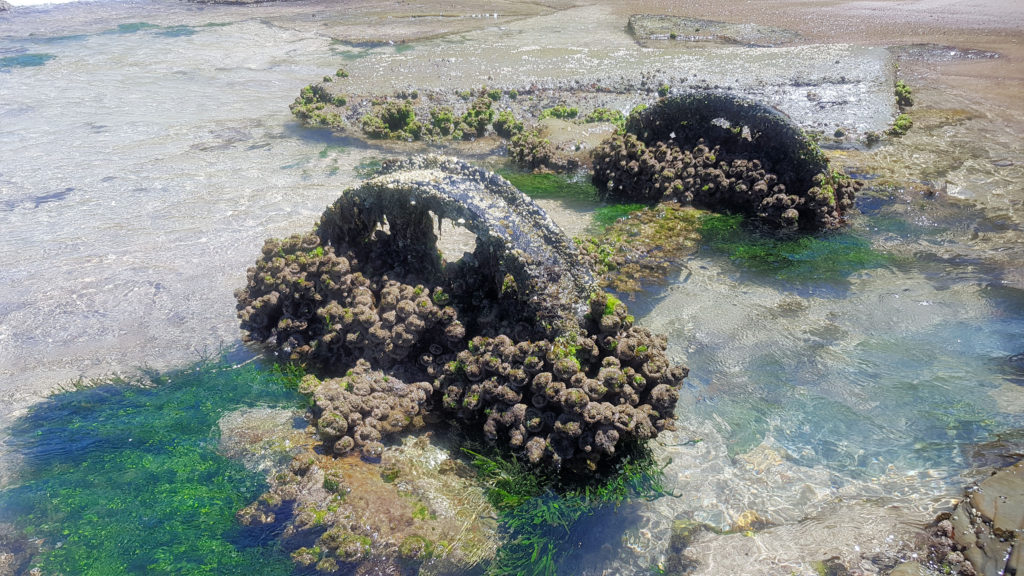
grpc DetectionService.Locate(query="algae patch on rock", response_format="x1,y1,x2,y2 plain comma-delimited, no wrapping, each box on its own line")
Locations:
577,203,704,293
237,433,500,574
698,212,890,282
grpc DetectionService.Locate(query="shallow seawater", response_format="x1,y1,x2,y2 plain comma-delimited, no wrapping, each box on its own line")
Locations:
602,195,1024,573
1,0,1023,574
664,216,1024,477
0,353,309,575
0,5,373,410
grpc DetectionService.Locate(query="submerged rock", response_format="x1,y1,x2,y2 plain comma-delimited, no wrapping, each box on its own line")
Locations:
0,523,37,576
889,562,929,576
218,407,315,475
966,428,1024,469
237,432,500,574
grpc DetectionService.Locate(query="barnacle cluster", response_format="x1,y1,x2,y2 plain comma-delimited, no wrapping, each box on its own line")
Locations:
432,292,686,472
235,157,687,472
236,232,461,370
300,360,433,460
508,128,558,171
592,91,861,230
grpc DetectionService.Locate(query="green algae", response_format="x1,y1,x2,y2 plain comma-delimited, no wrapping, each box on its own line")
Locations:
593,203,646,227
360,100,421,140
698,213,890,281
498,170,599,201
0,356,306,575
460,97,495,137
577,204,704,292
0,53,56,69
486,87,503,101
317,144,345,158
581,203,887,290
538,105,578,120
467,442,667,576
329,40,373,60
583,107,626,132
353,157,384,179
291,84,347,129
493,109,524,139
895,80,914,108
888,113,914,137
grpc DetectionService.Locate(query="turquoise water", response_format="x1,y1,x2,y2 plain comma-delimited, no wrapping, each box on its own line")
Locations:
657,201,1024,472
568,201,1024,572
0,52,55,69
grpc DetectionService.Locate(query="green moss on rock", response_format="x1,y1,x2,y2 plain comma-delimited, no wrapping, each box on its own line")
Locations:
360,100,422,140
895,80,914,108
461,97,495,137
493,110,525,139
539,104,578,120
583,107,626,131
888,113,913,137
290,83,347,128
320,528,372,561
398,535,435,560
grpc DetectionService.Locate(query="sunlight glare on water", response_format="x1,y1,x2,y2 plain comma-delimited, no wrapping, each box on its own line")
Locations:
0,11,367,411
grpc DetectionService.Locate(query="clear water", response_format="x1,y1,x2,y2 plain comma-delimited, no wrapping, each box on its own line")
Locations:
0,354,310,575
1,1,1023,574
0,7,372,413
